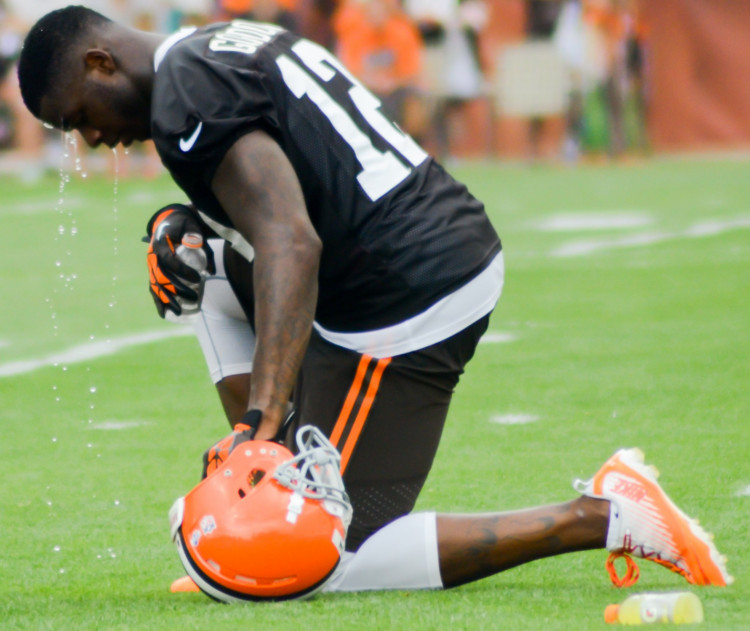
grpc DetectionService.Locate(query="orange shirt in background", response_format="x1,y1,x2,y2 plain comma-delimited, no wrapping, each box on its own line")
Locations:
220,0,298,15
334,2,422,94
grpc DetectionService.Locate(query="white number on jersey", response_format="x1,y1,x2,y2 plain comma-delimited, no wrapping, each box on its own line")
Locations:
276,39,427,202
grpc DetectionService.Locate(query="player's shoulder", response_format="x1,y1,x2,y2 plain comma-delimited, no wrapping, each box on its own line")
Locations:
153,25,213,86
150,22,287,168
156,20,291,76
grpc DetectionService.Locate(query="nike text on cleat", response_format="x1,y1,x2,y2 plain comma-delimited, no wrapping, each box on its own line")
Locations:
575,448,733,587
179,121,203,152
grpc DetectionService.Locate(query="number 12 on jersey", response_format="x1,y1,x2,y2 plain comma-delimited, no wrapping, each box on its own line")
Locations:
276,39,427,202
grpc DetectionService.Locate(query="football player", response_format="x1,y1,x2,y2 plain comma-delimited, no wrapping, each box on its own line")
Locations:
146,204,732,596
17,6,731,597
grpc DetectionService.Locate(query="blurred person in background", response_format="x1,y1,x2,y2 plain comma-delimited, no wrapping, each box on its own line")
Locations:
163,0,214,29
552,0,586,162
214,0,254,19
296,0,339,50
214,0,298,31
402,0,489,160
0,0,44,178
245,0,298,31
333,0,427,141
583,0,648,158
523,0,566,160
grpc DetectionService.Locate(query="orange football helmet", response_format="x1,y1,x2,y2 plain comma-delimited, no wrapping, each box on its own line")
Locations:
169,425,352,602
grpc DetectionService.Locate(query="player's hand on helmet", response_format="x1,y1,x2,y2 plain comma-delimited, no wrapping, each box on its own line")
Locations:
145,203,216,318
201,408,297,479
202,421,257,479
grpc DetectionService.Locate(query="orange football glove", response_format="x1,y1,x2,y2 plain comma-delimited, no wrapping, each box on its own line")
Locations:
201,409,297,479
202,422,256,479
145,204,215,318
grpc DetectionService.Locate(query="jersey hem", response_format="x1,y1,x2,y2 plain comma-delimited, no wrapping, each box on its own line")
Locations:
313,252,504,357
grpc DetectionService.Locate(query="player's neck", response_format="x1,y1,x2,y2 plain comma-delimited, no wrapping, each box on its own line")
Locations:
107,25,166,81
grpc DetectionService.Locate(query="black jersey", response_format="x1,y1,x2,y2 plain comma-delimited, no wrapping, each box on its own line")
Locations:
152,21,501,332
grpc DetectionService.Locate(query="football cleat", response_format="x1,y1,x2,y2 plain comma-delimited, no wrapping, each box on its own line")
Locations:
575,448,733,587
170,575,199,593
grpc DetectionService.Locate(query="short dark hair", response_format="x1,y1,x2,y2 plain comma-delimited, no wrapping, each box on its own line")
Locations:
17,5,112,119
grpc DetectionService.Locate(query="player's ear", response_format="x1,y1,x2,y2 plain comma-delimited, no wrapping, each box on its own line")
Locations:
84,49,116,75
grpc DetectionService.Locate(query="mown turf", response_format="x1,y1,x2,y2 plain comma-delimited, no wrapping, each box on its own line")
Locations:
1,155,748,629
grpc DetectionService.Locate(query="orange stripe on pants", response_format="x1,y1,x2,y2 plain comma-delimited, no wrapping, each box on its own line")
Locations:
329,354,372,448
339,357,391,474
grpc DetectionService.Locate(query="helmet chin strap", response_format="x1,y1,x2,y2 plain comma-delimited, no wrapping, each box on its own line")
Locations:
273,426,352,524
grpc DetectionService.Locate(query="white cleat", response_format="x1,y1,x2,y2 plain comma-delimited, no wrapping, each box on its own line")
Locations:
576,448,733,587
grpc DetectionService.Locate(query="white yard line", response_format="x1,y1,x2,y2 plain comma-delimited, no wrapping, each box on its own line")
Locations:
4,197,87,215
0,327,192,378
89,420,151,430
1,324,513,379
551,216,750,258
4,190,163,216
491,413,539,425
536,212,653,232
480,331,517,344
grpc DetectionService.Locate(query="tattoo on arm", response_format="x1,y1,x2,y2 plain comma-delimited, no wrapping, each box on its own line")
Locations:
212,131,321,434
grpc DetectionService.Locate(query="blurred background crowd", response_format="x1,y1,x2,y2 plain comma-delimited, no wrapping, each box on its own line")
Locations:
1,0,749,178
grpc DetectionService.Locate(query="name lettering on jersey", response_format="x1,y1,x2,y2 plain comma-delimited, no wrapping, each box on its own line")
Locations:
209,20,282,55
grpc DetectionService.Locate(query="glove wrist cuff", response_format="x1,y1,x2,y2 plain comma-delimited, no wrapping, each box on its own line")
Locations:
240,409,263,430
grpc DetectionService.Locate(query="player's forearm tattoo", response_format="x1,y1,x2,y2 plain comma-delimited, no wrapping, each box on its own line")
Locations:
226,139,319,425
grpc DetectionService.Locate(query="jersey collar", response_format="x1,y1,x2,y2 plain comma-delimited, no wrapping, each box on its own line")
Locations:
154,26,198,71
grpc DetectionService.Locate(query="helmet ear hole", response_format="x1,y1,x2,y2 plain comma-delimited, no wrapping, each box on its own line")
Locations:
238,469,266,498
248,468,266,487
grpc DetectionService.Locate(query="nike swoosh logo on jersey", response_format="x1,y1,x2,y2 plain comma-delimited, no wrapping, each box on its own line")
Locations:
179,122,203,152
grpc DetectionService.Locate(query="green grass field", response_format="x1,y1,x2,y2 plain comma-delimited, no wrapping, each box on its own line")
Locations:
1,155,748,629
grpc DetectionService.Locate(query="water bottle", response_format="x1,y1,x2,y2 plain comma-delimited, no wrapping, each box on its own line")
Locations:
175,232,208,316
604,591,704,625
